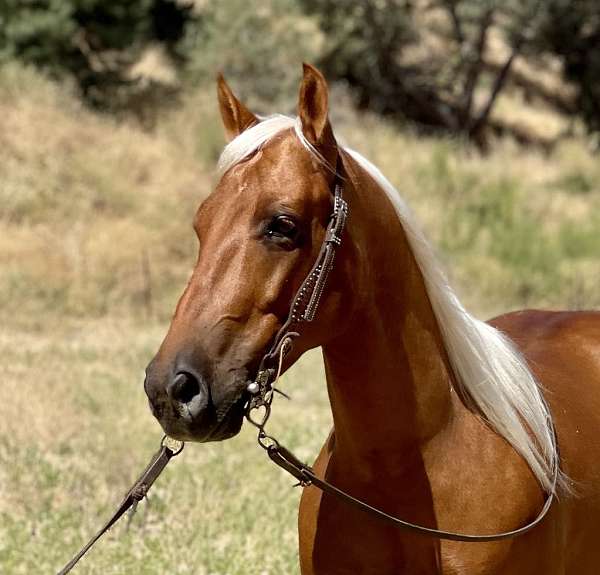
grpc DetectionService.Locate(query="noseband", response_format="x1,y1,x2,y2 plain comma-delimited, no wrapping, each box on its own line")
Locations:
244,152,557,543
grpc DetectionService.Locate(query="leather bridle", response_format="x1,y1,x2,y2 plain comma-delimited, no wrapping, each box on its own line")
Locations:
244,152,558,543
245,158,348,412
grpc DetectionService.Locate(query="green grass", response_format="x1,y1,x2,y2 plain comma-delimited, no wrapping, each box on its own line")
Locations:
0,62,599,573
0,317,329,574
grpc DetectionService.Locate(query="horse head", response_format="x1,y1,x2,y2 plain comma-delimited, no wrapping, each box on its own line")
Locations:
144,65,358,442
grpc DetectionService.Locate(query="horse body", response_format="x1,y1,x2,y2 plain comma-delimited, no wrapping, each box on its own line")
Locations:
145,64,600,574
295,147,600,574
299,146,600,575
300,308,600,574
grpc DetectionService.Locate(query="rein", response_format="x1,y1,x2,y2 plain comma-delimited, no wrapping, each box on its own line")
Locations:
245,342,557,542
244,154,558,543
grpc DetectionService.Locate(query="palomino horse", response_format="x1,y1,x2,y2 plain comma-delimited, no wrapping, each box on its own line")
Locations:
144,64,600,574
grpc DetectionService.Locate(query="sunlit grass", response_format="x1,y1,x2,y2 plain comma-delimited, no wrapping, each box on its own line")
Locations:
0,317,329,574
1,64,599,324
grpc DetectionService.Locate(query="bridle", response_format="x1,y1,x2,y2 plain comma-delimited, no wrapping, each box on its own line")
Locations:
243,151,558,543
246,156,348,412
58,150,557,574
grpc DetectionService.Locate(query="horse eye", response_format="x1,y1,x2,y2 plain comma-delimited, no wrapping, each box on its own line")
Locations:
266,215,299,243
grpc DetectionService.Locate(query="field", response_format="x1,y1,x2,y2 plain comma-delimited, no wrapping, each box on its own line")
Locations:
0,63,599,574
0,317,329,574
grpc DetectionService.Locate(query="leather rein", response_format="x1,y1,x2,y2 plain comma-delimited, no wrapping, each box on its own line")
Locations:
243,155,558,543
57,155,557,573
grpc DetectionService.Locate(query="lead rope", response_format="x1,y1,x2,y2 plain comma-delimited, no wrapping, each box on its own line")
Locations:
245,341,558,542
56,436,184,575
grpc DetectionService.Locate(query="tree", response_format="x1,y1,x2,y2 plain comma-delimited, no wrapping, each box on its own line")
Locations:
533,0,600,136
297,0,595,149
181,0,324,111
0,0,193,108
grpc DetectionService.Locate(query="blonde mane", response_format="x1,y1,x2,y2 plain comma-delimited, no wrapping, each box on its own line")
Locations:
217,114,560,493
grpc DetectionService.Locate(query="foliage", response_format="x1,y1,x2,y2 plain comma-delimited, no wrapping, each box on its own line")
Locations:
0,0,193,107
297,1,436,123
297,1,529,143
298,0,599,146
182,0,324,111
1,0,599,144
533,0,600,136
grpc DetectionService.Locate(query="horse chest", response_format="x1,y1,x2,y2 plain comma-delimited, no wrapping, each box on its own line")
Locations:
297,438,561,575
299,497,559,575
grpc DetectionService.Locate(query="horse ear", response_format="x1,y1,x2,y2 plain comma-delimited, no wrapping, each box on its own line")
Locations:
217,73,258,142
298,63,331,146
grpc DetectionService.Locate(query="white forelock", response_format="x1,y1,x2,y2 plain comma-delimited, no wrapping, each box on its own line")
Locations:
217,115,297,178
216,114,561,493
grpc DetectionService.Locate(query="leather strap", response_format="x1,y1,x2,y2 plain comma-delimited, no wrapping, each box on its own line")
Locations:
57,438,183,574
266,442,556,543
266,166,347,361
247,157,347,409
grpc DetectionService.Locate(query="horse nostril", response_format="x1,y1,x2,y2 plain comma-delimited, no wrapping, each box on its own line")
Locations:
169,372,201,404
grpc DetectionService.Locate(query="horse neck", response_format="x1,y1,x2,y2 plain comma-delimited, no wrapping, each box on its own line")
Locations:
322,156,458,472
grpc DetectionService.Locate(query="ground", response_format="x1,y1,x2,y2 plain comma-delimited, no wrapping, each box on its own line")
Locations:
0,316,330,574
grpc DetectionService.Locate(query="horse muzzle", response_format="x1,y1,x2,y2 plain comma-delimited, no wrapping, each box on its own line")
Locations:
144,359,247,442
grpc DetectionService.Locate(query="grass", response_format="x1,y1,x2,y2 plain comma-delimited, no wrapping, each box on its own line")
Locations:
0,317,329,574
0,62,599,573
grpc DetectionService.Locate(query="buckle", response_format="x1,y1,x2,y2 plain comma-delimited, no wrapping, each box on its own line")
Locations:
325,229,342,245
334,194,348,217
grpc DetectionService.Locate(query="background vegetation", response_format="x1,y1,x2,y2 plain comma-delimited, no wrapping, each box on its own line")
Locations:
2,1,599,144
0,1,598,573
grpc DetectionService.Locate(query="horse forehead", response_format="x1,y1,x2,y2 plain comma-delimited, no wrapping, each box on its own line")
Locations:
267,136,331,201
209,136,327,215
260,132,319,174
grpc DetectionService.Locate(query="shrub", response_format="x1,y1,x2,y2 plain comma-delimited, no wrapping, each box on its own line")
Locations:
0,0,193,108
182,0,324,112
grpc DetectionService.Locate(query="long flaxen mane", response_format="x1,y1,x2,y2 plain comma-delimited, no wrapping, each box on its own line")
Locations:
216,114,561,493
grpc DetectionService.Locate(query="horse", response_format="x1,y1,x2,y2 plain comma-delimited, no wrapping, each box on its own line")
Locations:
143,64,600,574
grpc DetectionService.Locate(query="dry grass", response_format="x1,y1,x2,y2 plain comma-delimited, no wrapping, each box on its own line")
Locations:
0,62,598,573
0,63,214,325
334,110,600,315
